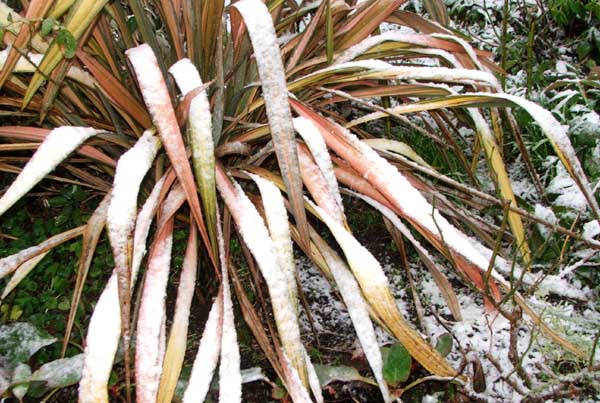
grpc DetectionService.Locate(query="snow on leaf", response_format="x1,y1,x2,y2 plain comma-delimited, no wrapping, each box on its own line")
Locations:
1,252,48,299
492,91,600,220
303,348,324,403
334,32,461,66
157,228,198,403
247,172,298,309
233,0,310,251
311,232,391,403
308,200,456,377
28,354,83,389
169,58,218,252
79,176,166,403
297,146,342,224
216,169,308,387
294,117,344,221
278,351,312,403
299,60,497,88
341,122,492,271
347,190,462,321
126,44,217,268
135,214,174,403
313,364,376,388
0,226,84,280
0,126,96,217
217,210,242,403
182,291,223,403
0,323,56,368
106,129,160,398
10,362,31,400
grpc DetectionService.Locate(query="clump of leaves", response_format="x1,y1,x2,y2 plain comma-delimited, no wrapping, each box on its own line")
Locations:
0,0,599,402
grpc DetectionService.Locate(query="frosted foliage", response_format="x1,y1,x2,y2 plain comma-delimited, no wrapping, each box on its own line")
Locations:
310,60,496,87
232,180,305,366
388,65,496,85
432,34,485,70
534,204,558,239
30,354,84,388
169,58,202,95
314,60,395,76
248,173,298,304
248,173,295,281
338,127,491,270
233,0,298,182
157,185,186,229
315,239,391,403
547,160,587,211
298,148,341,222
0,322,56,364
309,201,391,297
183,296,222,403
218,235,241,403
583,220,600,240
170,59,216,188
334,32,435,64
334,32,461,67
127,44,198,204
135,225,173,403
0,126,96,216
1,252,47,299
399,48,459,68
79,177,165,403
131,176,167,276
126,45,172,129
280,352,312,403
79,274,121,403
491,93,598,215
293,117,344,217
303,348,324,403
107,131,160,272
170,232,197,337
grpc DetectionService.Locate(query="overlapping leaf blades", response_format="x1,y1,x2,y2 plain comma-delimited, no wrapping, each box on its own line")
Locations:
0,0,595,401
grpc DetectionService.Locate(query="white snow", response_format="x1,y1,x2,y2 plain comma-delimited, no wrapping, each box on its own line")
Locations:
570,111,600,137
218,223,242,403
583,220,600,240
170,58,217,186
248,173,298,308
310,235,392,402
294,117,345,220
217,172,307,383
183,293,223,403
233,0,300,194
107,130,160,286
546,157,588,211
135,214,174,403
534,204,558,239
79,176,166,403
0,126,96,217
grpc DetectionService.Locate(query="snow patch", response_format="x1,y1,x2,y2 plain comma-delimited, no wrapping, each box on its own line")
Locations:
534,204,557,239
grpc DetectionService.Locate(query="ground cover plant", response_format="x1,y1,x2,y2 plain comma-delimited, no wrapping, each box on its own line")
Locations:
0,0,599,401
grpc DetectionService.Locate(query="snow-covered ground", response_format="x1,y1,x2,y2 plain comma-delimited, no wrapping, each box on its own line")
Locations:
297,250,600,401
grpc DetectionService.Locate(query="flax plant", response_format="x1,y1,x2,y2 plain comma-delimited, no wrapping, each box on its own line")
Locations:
0,0,597,401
